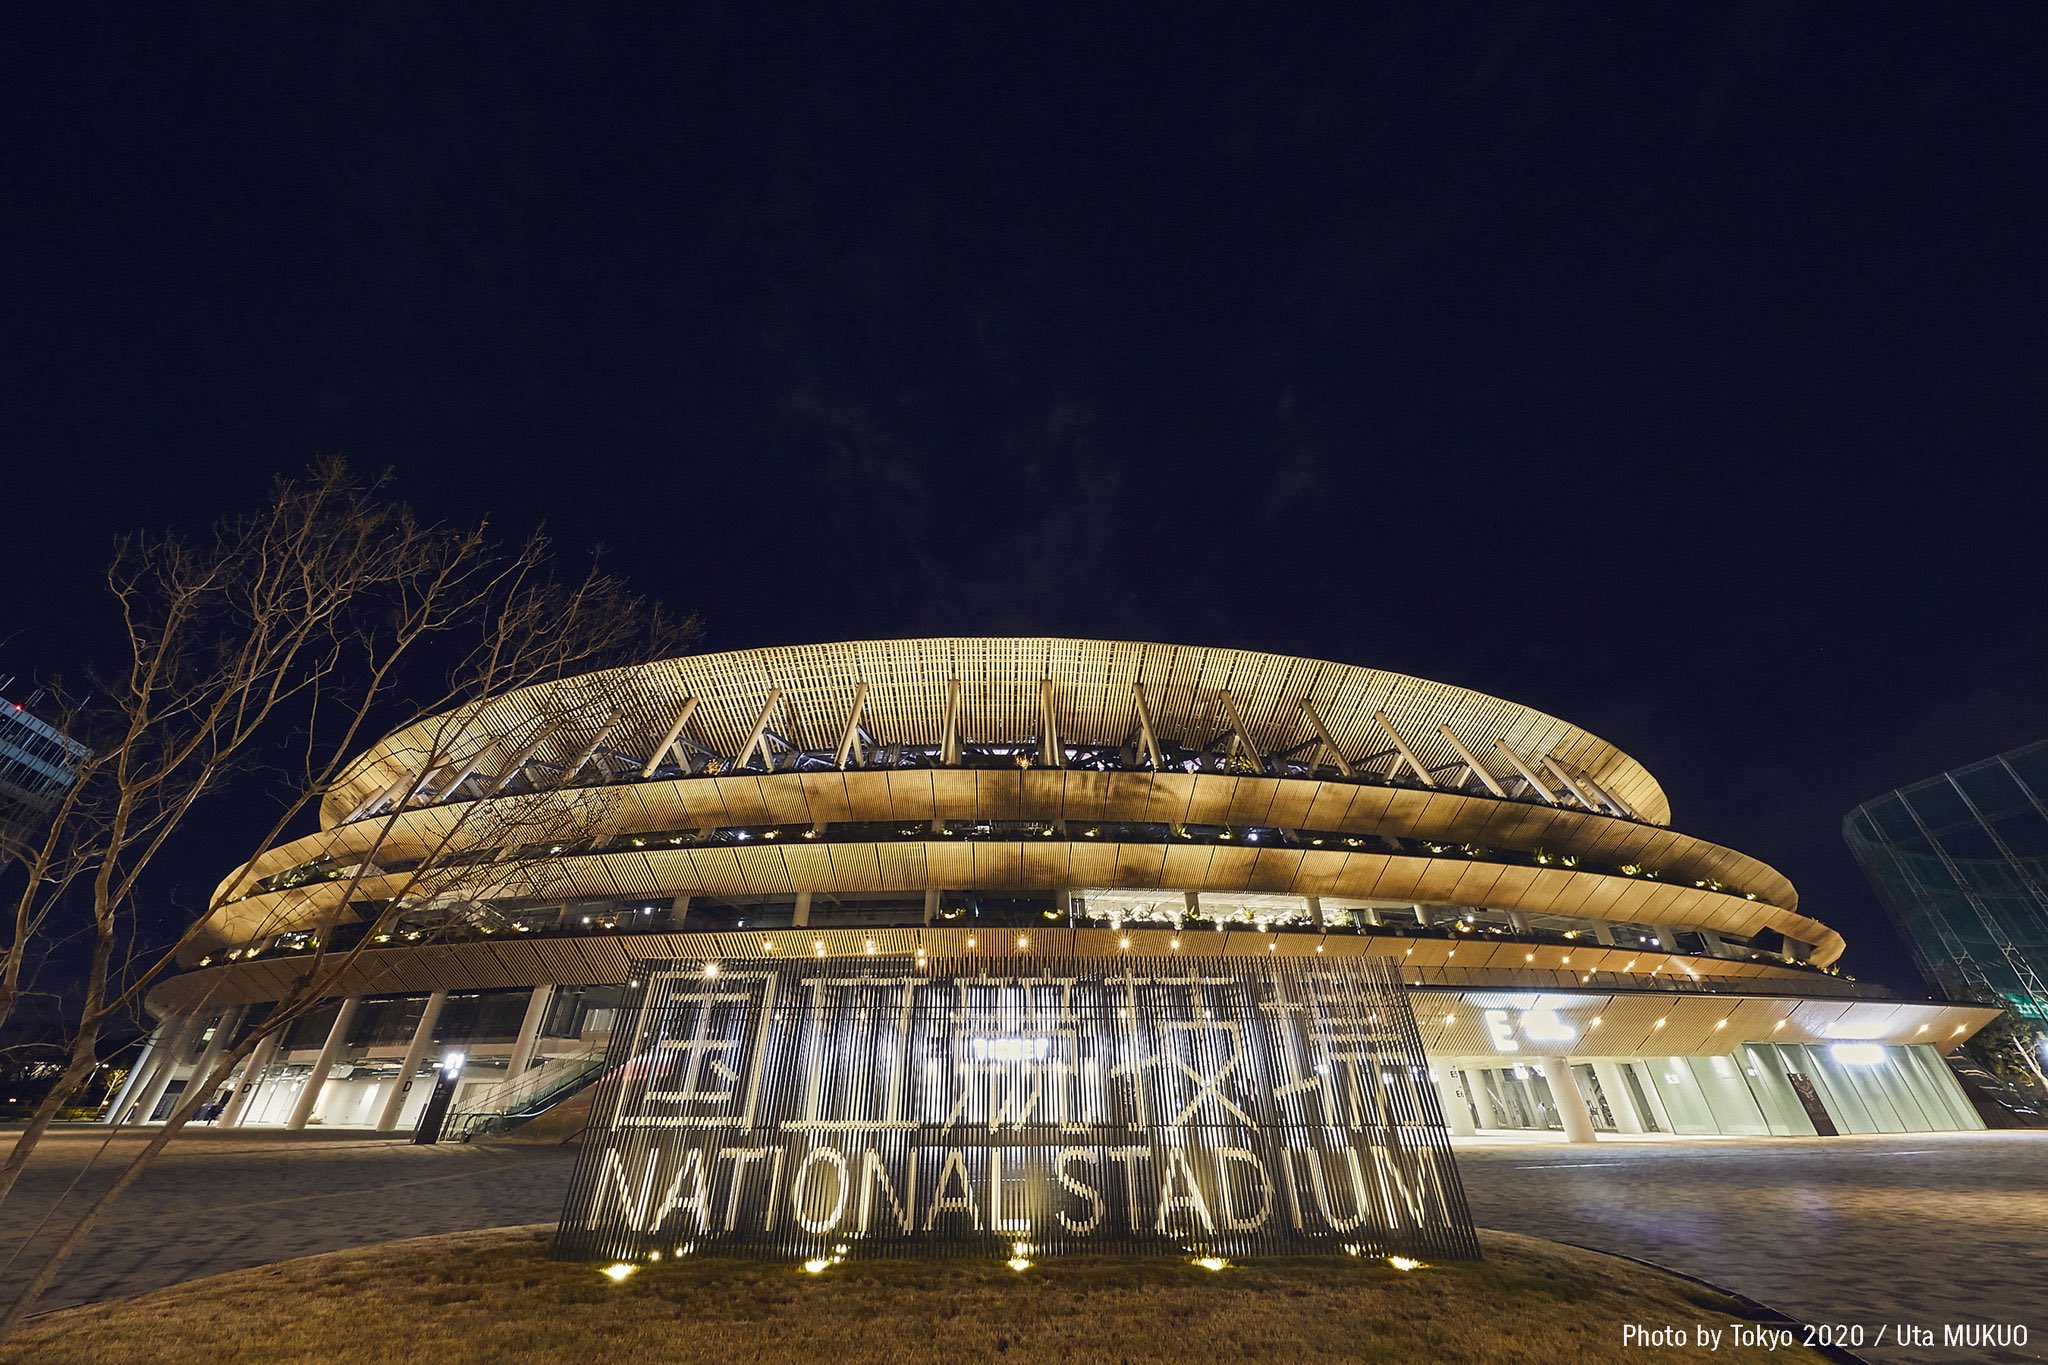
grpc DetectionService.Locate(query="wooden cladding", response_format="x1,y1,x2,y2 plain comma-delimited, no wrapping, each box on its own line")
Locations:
322,639,1672,828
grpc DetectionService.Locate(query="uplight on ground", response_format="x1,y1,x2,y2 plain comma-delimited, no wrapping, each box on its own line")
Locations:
0,1228,1842,1365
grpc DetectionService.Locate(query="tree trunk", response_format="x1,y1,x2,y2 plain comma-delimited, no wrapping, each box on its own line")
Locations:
0,1032,259,1341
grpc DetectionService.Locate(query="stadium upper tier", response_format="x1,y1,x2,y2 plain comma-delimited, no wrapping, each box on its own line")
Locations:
317,638,1675,826
192,639,1841,965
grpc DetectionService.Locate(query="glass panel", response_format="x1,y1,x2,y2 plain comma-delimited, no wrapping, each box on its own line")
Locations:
1639,1056,1720,1133
1681,1055,1771,1135
1573,1064,1617,1131
1903,782,1974,839
1955,763,2028,820
1474,1066,1553,1129
347,996,427,1048
544,984,632,1039
2002,744,2048,804
433,991,531,1044
1789,1044,1877,1132
1619,1063,1666,1132
280,1000,341,1052
1735,1045,1816,1135
1899,1045,1983,1129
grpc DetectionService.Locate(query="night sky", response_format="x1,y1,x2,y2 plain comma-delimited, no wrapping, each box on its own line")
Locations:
6,6,2046,995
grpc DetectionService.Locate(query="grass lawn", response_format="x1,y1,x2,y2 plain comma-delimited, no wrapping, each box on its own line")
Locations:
3,1226,1828,1364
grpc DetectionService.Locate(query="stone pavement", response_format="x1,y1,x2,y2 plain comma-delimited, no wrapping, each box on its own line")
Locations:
0,1127,578,1311
1457,1131,2048,1363
0,1126,2040,1362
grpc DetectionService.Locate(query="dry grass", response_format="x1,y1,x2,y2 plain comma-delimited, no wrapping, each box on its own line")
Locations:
4,1226,1827,1364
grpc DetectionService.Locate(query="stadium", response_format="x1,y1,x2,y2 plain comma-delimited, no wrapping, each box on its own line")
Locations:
112,639,1994,1143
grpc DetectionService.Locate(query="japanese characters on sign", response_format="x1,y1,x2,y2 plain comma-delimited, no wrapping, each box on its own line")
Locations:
554,955,1478,1261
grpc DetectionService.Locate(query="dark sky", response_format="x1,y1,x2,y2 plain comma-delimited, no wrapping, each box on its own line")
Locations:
5,5,2045,996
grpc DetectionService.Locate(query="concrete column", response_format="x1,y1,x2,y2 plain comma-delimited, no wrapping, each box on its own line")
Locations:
1506,911,1531,933
286,997,361,1131
1592,1061,1646,1134
1304,896,1325,928
1650,926,1676,952
1183,891,1201,925
1699,930,1731,960
1413,905,1432,927
185,1005,247,1115
1591,923,1615,946
503,986,554,1082
1359,906,1381,928
922,889,939,925
222,1025,286,1128
1539,1056,1599,1144
376,991,447,1133
793,891,812,927
669,893,690,929
1433,1069,1477,1136
124,1011,203,1124
104,1015,174,1123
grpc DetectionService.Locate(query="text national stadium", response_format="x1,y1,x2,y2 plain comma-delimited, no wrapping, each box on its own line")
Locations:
120,639,1995,1258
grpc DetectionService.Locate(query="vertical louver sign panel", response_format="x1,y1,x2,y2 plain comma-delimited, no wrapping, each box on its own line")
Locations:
554,955,1479,1261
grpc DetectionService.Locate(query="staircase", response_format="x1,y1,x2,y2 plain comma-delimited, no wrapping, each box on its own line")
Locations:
446,1044,611,1142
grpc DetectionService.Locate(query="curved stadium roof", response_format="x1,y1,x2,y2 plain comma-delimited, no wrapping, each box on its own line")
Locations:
322,638,1673,829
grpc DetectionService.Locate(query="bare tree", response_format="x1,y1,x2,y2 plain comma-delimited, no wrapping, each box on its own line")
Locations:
0,463,687,1333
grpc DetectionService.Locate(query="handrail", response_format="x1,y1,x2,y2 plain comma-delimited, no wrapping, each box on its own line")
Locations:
445,1044,610,1140
1395,964,1885,1000
454,1045,604,1116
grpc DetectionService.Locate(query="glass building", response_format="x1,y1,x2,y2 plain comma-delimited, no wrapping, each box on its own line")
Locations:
1845,740,2048,1024
0,680,86,858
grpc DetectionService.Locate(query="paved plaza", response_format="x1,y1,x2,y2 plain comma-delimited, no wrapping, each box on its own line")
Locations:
1458,1132,2047,1360
0,1126,2041,1360
0,1129,575,1312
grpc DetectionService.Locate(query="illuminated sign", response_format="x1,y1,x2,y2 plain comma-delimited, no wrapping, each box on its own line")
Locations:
1483,1010,1518,1051
554,956,1478,1263
1482,1006,1577,1051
